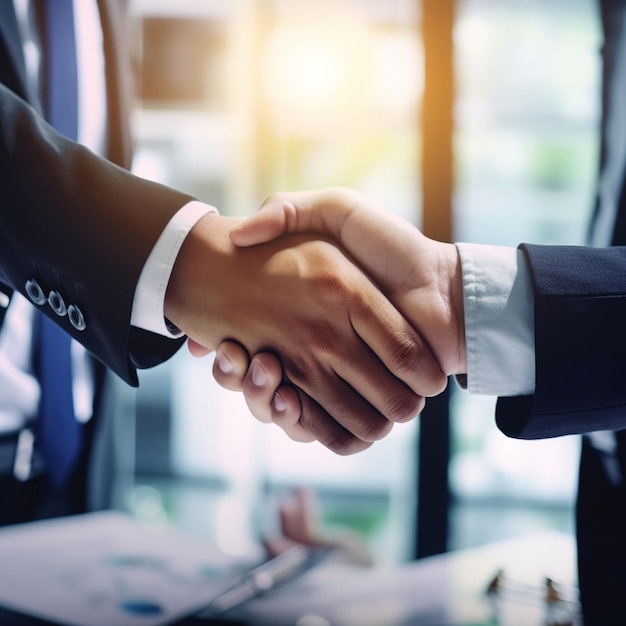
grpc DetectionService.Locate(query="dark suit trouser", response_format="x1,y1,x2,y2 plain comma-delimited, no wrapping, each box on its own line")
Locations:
0,473,85,527
0,419,95,527
577,434,626,625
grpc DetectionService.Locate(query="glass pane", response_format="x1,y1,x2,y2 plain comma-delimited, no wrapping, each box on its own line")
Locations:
451,0,601,549
454,0,600,246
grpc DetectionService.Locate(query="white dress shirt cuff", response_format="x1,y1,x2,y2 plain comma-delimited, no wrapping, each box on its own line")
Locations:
455,243,536,396
131,201,218,337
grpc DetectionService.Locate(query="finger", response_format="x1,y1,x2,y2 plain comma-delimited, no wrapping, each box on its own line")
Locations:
279,332,405,444
212,341,250,392
187,338,212,357
314,313,426,424
268,385,310,440
347,286,448,400
242,363,310,441
287,385,376,455
325,338,427,425
242,353,298,425
252,365,375,453
282,295,438,434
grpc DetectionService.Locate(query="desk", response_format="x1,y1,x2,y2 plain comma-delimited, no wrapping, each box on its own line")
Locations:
229,531,579,626
0,513,577,626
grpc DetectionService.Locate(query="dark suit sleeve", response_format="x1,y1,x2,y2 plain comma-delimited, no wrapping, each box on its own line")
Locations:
0,84,193,385
496,243,626,439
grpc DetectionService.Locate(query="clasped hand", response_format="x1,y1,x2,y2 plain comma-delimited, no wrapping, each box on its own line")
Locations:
171,188,465,454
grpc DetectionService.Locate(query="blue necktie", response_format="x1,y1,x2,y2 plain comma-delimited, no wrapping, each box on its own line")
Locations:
44,0,78,140
37,315,81,486
36,0,81,486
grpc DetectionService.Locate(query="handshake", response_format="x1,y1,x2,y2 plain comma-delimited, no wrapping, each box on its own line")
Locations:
165,187,467,455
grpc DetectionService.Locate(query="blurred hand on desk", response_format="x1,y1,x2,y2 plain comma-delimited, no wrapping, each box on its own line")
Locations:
263,487,372,568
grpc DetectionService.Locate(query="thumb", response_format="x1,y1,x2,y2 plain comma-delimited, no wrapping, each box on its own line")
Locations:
230,205,289,247
231,188,353,247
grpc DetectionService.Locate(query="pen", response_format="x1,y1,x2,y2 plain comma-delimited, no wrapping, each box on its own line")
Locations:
197,545,332,618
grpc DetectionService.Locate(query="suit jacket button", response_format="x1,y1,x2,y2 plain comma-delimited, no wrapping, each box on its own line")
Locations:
25,279,46,305
48,290,67,316
68,304,86,331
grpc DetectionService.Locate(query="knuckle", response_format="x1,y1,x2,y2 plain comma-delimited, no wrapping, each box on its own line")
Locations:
361,418,394,442
387,334,424,376
384,390,425,423
282,354,309,388
314,268,347,300
262,192,299,230
409,351,448,397
282,200,299,230
323,431,372,456
309,323,340,354
424,371,449,397
298,401,368,455
386,334,448,397
322,395,393,443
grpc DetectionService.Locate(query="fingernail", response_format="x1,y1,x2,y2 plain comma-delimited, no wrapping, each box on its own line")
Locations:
216,351,234,373
251,360,268,386
273,391,286,412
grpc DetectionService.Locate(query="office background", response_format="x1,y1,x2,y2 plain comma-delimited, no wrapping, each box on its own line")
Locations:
110,0,600,565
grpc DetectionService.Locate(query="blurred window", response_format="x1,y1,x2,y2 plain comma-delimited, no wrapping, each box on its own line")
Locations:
450,0,601,549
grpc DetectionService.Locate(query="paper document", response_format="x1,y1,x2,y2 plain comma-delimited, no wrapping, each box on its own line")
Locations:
0,511,248,626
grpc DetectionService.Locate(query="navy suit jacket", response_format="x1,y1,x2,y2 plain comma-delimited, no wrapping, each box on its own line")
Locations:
0,0,189,386
496,244,626,440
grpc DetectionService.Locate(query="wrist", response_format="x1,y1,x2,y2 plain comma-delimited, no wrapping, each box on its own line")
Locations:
164,212,235,339
445,242,467,375
133,201,216,337
399,235,467,378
